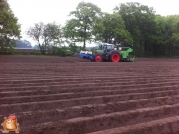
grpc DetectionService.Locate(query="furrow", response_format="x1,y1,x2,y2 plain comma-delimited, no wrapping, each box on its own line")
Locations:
4,96,177,126
1,88,179,104
1,85,179,98
0,74,179,81
88,116,179,134
0,91,179,115
18,104,179,134
0,78,178,87
0,81,178,92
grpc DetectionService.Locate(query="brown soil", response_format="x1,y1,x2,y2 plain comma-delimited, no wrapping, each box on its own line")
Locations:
0,55,179,134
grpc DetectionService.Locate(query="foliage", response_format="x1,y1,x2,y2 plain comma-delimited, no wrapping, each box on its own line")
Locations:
0,0,21,53
50,46,72,57
26,22,63,55
114,2,156,56
32,49,38,55
56,47,67,57
68,44,79,53
100,13,133,45
165,15,179,56
63,1,103,48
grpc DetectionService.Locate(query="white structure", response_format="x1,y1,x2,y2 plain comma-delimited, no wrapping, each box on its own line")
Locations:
80,50,93,55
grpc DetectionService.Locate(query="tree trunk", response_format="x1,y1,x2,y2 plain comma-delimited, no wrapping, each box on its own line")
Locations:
83,27,87,48
83,38,86,48
38,44,45,55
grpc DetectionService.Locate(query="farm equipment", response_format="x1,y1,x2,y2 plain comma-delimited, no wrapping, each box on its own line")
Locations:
79,43,135,62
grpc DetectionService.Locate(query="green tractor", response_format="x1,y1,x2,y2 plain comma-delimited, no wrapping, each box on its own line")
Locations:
80,43,135,62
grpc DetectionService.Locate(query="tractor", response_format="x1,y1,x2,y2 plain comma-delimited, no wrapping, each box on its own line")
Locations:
79,43,135,62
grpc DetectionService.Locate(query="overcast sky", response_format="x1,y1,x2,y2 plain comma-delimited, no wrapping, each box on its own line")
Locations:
7,0,179,46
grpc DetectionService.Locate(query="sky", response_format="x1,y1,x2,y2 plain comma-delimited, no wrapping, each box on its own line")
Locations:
7,0,179,46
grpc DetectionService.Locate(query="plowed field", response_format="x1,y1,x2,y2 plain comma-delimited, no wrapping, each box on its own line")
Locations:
0,56,179,134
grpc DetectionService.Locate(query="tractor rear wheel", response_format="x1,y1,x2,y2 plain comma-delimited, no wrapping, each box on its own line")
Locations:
110,52,120,62
94,55,102,62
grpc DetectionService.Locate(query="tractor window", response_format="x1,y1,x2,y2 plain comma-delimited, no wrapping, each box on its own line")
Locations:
106,45,113,50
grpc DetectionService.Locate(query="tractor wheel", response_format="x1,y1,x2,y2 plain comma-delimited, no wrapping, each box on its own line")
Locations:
110,52,120,62
94,55,102,62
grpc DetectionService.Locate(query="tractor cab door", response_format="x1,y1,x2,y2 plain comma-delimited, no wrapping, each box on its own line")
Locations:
102,45,115,60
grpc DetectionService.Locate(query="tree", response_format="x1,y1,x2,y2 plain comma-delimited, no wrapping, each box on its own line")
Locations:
27,22,63,55
100,13,133,45
165,15,179,56
64,1,103,48
44,23,64,53
0,0,21,52
63,19,81,46
114,2,156,56
150,15,167,56
26,22,45,54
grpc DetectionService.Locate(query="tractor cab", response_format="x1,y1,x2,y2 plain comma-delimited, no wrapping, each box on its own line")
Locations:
95,43,119,55
99,43,116,51
99,43,122,51
103,44,114,50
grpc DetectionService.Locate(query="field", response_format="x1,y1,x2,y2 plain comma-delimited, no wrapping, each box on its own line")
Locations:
0,55,179,134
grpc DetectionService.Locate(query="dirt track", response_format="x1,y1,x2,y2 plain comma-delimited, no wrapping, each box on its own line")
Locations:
0,56,179,134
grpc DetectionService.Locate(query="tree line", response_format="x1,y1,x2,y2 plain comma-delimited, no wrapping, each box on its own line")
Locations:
1,0,179,57
0,0,21,53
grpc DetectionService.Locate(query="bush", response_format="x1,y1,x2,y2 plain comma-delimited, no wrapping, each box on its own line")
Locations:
57,47,67,57
49,46,67,56
9,48,18,55
69,44,78,54
2,48,19,55
32,49,38,55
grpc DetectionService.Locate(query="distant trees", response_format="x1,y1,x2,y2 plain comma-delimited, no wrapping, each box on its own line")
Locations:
113,2,179,57
62,1,179,57
0,0,21,53
114,2,156,56
26,22,63,55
